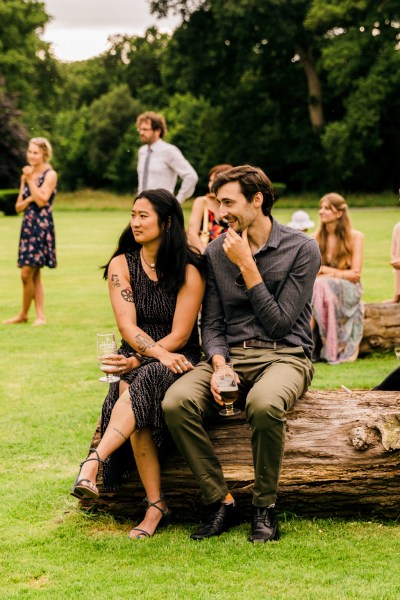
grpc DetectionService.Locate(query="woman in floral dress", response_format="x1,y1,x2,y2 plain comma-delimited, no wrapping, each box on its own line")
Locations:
3,138,57,326
311,193,364,364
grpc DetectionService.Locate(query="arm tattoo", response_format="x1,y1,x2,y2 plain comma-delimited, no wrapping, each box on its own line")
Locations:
135,333,156,353
121,287,134,302
111,274,121,288
113,427,128,442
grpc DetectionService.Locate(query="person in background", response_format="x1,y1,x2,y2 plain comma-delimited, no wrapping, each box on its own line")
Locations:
3,137,57,326
287,210,315,233
70,189,205,540
187,164,233,253
163,165,320,543
311,193,364,364
136,111,198,204
390,222,400,302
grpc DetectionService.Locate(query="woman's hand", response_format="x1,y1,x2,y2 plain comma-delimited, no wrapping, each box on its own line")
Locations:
346,270,361,283
390,258,400,270
157,350,194,375
100,354,140,376
318,265,360,283
15,195,33,213
22,165,34,180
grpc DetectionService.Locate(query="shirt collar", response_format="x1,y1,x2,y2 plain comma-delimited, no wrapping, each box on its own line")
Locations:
148,138,163,150
257,215,279,252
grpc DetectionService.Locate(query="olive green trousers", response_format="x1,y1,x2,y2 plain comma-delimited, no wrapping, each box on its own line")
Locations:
163,346,314,507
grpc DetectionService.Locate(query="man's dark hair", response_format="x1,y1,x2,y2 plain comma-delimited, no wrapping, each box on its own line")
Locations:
211,165,275,216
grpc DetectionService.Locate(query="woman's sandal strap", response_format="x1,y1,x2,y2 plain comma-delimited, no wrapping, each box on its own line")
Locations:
129,528,151,539
76,478,95,488
143,495,168,516
80,448,103,468
89,448,104,464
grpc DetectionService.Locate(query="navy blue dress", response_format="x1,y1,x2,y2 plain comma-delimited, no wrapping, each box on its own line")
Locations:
18,169,57,268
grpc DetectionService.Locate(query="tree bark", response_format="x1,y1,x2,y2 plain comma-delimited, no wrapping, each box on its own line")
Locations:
80,390,400,520
296,44,325,130
360,302,400,355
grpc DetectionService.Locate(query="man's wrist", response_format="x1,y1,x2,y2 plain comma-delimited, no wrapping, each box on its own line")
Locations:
211,354,227,371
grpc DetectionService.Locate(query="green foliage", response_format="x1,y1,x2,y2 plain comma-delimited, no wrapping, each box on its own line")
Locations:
0,188,18,215
164,92,222,189
2,0,400,194
52,85,143,192
86,85,142,189
51,106,90,190
273,183,287,198
0,84,28,187
104,28,170,104
59,58,112,109
306,0,400,190
105,126,139,192
0,0,61,131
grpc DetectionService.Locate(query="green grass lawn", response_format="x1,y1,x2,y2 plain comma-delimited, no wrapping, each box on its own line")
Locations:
0,204,399,598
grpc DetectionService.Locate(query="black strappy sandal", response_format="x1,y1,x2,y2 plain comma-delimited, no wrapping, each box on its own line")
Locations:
128,495,172,539
70,448,103,499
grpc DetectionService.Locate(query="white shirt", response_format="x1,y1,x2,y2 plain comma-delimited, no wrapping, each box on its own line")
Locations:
137,138,198,204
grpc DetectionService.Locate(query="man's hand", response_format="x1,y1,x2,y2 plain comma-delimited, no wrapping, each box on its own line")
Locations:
222,228,253,268
210,367,240,406
223,228,262,289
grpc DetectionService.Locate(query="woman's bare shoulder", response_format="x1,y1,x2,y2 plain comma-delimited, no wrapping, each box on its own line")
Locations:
192,195,208,206
109,253,129,271
351,229,364,240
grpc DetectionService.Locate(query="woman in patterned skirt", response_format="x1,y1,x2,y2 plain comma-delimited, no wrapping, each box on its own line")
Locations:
311,193,364,364
3,137,57,326
71,189,205,539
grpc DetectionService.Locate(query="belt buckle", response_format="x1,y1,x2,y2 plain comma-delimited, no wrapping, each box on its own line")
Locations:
243,340,254,349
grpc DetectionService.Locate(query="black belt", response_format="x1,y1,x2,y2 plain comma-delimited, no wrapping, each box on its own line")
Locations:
233,339,286,350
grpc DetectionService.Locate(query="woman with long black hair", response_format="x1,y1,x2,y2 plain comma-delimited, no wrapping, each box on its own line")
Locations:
71,189,205,538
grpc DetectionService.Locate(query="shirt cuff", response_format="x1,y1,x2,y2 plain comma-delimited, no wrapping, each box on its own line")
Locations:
204,346,231,364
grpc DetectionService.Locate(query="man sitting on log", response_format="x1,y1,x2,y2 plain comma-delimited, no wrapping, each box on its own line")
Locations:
163,165,321,542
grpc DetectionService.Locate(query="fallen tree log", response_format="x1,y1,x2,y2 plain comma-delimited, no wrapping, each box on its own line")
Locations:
80,390,400,520
360,302,400,355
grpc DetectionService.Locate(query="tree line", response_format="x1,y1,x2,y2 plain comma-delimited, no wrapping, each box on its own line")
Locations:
1,0,399,194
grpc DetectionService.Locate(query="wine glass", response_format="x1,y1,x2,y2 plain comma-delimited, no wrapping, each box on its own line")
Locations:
96,332,120,383
214,364,240,417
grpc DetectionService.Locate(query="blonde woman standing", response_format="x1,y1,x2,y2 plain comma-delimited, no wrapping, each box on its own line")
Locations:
3,138,57,326
312,193,364,363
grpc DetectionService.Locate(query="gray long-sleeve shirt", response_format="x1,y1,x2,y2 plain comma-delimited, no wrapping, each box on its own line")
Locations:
201,217,321,360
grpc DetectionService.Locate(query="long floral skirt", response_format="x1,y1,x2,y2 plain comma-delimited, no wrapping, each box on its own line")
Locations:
312,277,363,364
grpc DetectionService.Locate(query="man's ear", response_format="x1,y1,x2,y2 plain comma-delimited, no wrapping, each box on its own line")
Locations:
252,191,263,208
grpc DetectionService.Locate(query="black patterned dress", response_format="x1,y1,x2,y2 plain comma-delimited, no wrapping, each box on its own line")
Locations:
18,170,57,268
100,249,201,489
